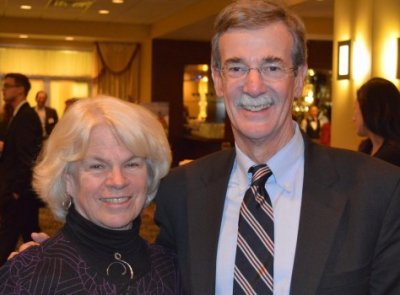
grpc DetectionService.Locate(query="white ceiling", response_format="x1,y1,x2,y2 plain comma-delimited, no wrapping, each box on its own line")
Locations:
0,0,333,43
0,0,201,24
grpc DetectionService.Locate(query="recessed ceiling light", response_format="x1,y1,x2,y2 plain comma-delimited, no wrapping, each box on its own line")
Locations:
112,0,124,3
98,9,110,14
20,5,32,10
19,34,29,39
65,36,74,41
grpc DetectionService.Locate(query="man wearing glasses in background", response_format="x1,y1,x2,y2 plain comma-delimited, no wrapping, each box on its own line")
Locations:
0,73,42,265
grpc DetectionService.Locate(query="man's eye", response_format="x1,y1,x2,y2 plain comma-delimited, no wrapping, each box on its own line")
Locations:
228,66,247,73
263,65,283,73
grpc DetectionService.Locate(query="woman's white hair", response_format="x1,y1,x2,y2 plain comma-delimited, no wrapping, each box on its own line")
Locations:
33,96,172,221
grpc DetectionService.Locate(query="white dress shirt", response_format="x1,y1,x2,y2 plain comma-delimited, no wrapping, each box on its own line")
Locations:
216,123,305,295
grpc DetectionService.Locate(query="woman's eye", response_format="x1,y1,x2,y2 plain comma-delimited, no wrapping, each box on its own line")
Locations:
89,163,104,170
126,162,137,168
126,160,141,168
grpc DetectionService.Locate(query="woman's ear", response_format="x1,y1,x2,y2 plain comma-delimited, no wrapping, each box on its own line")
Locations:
64,170,75,197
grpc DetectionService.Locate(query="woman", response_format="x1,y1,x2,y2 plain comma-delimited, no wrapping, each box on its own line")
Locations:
0,96,181,294
353,77,400,166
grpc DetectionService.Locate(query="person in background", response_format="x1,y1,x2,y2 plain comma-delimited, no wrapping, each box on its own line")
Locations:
154,1,400,294
300,104,321,142
0,102,14,155
34,90,58,139
0,96,181,294
0,73,43,265
353,77,400,166
319,106,331,146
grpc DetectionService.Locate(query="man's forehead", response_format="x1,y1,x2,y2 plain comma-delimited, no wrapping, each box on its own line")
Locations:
219,24,293,49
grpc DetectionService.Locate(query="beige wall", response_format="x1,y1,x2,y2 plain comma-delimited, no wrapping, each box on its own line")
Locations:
139,39,153,103
331,0,400,150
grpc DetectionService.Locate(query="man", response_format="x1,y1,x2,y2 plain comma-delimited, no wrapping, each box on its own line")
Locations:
34,90,58,139
0,102,13,155
300,105,321,142
154,1,400,294
0,73,43,265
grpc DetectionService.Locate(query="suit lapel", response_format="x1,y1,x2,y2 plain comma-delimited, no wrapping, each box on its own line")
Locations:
290,138,349,295
3,103,27,143
186,149,236,294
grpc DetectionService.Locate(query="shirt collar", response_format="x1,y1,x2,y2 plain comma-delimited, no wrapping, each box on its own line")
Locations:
13,100,28,116
235,122,304,192
268,123,304,192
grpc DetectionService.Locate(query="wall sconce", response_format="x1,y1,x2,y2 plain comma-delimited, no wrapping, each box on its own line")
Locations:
337,40,351,80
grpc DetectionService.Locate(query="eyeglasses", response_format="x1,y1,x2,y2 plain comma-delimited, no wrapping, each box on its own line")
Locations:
2,84,20,89
219,63,297,81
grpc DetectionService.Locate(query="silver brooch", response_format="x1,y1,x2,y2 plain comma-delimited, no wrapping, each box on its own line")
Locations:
106,252,134,280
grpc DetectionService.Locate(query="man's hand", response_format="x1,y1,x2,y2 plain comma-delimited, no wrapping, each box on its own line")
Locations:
7,232,50,260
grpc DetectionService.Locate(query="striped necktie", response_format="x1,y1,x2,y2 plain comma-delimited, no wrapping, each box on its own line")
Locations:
234,164,274,294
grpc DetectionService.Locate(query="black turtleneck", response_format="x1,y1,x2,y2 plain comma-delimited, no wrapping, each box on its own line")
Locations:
62,204,151,290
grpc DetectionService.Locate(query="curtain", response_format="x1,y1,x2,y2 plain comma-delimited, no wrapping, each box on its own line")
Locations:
95,42,140,102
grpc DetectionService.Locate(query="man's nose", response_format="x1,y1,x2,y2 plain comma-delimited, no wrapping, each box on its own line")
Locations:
242,68,267,97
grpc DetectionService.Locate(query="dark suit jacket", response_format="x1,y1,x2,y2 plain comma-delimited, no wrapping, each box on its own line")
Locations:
155,136,400,295
0,102,42,207
44,106,58,138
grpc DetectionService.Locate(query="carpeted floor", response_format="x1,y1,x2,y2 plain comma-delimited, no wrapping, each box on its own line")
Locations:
39,202,160,243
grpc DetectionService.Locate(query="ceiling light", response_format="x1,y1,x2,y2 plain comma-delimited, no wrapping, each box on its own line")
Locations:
19,35,29,39
98,9,110,14
48,0,95,9
112,0,124,3
20,5,32,10
65,36,74,41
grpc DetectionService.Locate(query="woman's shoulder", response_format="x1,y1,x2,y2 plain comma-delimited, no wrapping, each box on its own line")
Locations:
146,243,182,293
4,231,74,268
378,140,400,166
0,231,79,293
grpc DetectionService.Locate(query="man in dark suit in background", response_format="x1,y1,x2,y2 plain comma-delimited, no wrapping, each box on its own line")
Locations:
154,1,400,294
0,73,43,265
34,90,58,139
0,102,13,156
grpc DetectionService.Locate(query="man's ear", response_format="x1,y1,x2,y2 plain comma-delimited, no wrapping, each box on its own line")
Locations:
211,67,224,98
294,64,308,98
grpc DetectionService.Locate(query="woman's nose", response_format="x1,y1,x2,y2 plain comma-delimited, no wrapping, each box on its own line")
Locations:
106,168,127,188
